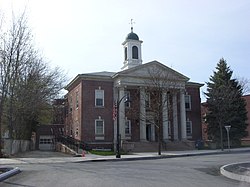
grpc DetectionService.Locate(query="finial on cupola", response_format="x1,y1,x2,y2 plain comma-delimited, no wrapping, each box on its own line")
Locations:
130,19,135,33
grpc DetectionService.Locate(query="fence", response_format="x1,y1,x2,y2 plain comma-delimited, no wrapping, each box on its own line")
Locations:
3,139,31,155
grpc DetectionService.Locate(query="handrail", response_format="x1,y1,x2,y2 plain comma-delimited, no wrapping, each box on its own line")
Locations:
57,135,89,152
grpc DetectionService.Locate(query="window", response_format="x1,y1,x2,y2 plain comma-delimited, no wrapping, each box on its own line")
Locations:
76,92,79,109
145,92,150,108
124,47,127,60
95,90,104,107
125,120,131,135
125,91,130,107
95,120,104,135
132,46,138,59
75,128,79,137
39,138,53,144
186,120,192,136
69,95,73,112
185,95,191,110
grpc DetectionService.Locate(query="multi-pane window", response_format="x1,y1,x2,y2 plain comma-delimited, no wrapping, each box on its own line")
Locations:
75,128,79,137
185,95,191,110
76,91,79,109
186,120,192,136
95,120,104,135
125,120,131,135
95,90,104,107
125,91,130,107
69,95,73,112
39,138,53,144
145,92,150,108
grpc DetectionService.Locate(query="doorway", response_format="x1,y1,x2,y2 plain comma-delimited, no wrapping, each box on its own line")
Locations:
146,124,151,141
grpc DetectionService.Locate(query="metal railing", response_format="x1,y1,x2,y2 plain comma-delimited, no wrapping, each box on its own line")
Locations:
57,135,88,153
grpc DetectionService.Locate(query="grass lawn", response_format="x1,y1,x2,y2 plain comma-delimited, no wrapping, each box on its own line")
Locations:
89,150,128,156
89,150,115,156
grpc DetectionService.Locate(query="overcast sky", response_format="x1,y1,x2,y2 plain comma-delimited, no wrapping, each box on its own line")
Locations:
1,0,250,100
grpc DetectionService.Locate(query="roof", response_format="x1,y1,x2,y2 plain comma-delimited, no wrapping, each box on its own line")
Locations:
64,71,115,90
81,71,115,77
126,32,139,40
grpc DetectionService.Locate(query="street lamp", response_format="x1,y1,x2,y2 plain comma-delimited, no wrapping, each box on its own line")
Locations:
224,125,231,151
115,94,130,158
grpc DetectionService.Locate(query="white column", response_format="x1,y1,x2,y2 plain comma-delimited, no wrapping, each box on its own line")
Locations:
162,91,169,141
140,87,146,141
173,92,178,140
180,90,187,140
119,87,125,140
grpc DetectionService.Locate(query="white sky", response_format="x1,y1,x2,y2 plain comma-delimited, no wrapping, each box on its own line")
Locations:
1,0,250,100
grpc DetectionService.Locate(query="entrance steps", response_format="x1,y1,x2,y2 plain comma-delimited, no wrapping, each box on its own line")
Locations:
123,141,195,152
163,141,195,151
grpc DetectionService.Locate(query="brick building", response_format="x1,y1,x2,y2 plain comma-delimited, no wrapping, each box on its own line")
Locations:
64,27,203,150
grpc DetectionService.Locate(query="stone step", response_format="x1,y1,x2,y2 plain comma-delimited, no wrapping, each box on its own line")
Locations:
123,141,195,152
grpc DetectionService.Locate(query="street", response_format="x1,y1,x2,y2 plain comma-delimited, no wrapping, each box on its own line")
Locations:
1,152,250,187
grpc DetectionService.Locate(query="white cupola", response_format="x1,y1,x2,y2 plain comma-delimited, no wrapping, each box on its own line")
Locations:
121,24,143,70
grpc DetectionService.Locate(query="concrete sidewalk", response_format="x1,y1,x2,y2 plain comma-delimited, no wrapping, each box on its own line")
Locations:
0,147,250,165
0,147,250,183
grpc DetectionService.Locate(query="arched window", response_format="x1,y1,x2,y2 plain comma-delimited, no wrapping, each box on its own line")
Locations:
124,47,127,60
132,46,138,59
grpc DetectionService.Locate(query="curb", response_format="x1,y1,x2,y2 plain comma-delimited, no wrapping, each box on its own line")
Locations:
220,163,250,183
0,167,21,182
77,149,250,163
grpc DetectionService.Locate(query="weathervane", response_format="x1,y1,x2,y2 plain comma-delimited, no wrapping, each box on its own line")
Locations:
130,19,135,32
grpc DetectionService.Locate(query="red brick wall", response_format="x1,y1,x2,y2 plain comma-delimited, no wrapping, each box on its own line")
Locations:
65,78,203,146
81,80,114,143
201,102,208,141
125,88,141,141
66,82,82,140
186,87,202,141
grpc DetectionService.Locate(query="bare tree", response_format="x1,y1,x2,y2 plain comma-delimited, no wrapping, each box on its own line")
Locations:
128,63,187,155
0,11,66,156
237,77,250,95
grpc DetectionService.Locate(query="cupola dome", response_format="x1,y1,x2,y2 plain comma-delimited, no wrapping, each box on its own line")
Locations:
126,31,139,40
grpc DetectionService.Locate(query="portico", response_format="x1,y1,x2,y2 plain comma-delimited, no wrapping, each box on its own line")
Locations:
113,61,189,145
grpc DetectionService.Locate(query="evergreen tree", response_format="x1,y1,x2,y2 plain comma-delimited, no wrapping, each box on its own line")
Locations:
205,58,248,148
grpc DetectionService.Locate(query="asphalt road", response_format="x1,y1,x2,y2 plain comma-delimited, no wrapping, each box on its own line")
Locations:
1,152,250,187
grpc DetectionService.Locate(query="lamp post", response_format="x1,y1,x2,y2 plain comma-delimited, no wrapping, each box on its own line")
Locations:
224,125,231,151
115,94,129,158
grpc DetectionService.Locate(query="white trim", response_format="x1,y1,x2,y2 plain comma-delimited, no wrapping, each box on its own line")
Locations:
95,119,104,135
125,90,130,108
186,120,192,137
145,92,151,108
125,119,131,135
95,136,105,140
95,89,104,107
185,95,192,111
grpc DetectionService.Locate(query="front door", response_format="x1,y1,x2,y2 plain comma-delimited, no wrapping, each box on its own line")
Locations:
146,124,151,141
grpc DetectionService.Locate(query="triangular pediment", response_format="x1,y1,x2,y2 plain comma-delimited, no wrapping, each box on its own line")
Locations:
113,61,189,88
114,60,189,81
